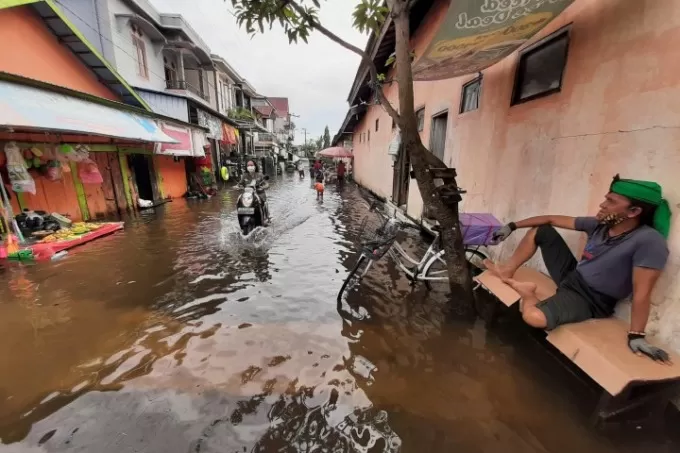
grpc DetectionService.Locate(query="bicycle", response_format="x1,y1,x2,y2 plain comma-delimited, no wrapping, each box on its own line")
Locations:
337,202,489,303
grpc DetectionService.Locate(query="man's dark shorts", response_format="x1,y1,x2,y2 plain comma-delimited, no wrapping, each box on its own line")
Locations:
533,225,616,330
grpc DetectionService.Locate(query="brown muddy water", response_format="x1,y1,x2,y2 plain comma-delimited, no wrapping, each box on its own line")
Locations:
0,178,678,453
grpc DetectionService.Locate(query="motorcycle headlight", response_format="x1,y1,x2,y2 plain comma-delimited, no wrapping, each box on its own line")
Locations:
242,192,253,207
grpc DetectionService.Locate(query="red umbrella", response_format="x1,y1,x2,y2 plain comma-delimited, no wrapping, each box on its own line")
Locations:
317,146,353,159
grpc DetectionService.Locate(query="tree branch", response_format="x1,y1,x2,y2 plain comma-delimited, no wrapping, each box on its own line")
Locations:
285,0,401,123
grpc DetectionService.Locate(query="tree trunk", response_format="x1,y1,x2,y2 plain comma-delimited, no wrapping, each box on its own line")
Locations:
391,3,475,317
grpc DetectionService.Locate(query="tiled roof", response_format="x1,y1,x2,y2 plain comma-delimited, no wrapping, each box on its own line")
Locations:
253,105,274,117
268,97,289,115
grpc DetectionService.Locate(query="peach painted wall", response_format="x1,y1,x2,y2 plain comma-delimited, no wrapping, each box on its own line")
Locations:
154,155,187,199
0,6,117,100
353,0,680,350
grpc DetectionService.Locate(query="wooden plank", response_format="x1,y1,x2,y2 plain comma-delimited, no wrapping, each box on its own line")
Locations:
429,167,457,179
107,153,127,213
92,152,117,216
118,153,134,210
475,268,557,307
547,319,680,396
476,268,680,396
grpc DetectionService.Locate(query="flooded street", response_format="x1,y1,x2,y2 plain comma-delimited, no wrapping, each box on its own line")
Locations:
0,178,678,453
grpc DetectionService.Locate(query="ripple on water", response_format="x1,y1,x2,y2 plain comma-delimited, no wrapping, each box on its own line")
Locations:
0,181,671,453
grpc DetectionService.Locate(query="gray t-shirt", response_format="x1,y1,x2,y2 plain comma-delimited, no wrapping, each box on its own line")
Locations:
574,217,668,300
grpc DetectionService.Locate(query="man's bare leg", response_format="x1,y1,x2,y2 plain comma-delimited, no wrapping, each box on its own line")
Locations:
483,227,541,280
506,278,548,328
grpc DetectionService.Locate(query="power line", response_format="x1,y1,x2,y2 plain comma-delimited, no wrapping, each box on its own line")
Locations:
54,0,223,93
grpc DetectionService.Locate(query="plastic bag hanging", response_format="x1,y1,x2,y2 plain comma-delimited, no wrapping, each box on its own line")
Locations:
78,158,103,184
4,141,36,194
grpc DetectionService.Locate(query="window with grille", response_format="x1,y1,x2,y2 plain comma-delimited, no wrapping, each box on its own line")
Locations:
512,26,570,105
416,108,425,132
164,57,176,83
131,25,148,79
429,111,448,161
460,77,481,113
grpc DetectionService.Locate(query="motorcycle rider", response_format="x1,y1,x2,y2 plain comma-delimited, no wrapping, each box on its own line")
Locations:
238,160,270,222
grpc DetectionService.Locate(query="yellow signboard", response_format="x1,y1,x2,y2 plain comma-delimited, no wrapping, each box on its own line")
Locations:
413,0,574,81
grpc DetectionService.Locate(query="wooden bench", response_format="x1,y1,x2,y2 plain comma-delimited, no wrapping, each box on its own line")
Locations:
475,268,680,427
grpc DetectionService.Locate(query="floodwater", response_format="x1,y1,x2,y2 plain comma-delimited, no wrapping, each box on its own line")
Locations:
0,177,678,453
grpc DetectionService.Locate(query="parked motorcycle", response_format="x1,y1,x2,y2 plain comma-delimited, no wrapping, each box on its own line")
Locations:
236,176,270,235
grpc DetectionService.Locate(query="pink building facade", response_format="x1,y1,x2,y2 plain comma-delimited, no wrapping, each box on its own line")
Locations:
339,0,680,351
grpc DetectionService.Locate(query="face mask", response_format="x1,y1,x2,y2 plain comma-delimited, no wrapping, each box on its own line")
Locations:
600,213,626,226
247,166,255,173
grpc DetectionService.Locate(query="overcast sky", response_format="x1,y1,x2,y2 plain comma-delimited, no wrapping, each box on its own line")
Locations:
149,0,367,144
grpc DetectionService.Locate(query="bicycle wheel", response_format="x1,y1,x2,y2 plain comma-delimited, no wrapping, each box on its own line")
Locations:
422,248,489,293
336,254,371,304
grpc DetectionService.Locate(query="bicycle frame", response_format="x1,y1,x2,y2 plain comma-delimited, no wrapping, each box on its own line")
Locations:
387,233,448,282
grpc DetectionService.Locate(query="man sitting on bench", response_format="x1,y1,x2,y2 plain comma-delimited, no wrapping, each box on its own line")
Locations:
484,175,671,363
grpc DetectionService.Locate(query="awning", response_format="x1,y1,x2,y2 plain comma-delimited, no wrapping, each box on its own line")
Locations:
114,14,166,43
155,123,194,157
0,80,177,143
191,128,207,158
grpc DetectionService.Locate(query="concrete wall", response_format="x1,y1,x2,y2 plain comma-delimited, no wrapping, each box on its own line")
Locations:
0,6,117,100
273,116,288,134
108,0,165,91
58,0,117,63
184,67,215,108
352,0,680,350
215,71,237,115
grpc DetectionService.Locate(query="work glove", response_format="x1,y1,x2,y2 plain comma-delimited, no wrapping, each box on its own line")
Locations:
492,222,516,244
628,334,671,363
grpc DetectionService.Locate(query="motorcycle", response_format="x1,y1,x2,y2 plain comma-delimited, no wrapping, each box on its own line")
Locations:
236,176,270,235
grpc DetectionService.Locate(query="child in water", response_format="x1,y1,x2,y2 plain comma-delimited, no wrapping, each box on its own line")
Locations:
315,171,324,201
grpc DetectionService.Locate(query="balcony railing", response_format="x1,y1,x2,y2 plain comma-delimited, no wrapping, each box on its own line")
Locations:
165,80,210,102
255,132,276,143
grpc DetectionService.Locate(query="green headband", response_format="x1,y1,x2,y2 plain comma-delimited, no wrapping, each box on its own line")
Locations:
610,175,671,238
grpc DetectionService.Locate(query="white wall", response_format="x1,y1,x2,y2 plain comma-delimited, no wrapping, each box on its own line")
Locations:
58,0,117,63
108,0,165,91
273,116,287,133
215,72,236,115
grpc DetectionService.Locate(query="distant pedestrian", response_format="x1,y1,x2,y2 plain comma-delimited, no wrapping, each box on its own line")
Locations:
313,160,323,179
337,161,346,184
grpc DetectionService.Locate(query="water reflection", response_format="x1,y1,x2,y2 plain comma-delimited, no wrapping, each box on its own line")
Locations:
0,178,677,452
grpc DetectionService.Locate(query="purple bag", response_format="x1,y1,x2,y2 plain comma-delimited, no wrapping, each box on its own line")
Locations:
459,213,501,246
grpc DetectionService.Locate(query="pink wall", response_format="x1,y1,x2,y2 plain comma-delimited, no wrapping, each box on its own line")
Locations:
352,0,680,348
0,6,117,100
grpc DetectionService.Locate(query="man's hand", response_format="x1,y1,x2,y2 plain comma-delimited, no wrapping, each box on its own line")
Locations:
628,334,671,363
492,223,516,243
